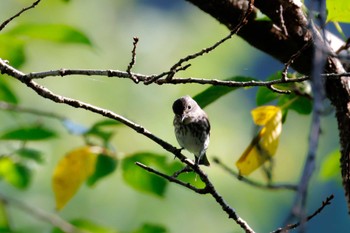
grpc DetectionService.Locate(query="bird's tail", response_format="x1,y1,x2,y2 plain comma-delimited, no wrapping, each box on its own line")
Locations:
196,153,210,166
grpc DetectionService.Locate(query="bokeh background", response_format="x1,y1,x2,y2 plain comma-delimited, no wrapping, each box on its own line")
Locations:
0,0,349,232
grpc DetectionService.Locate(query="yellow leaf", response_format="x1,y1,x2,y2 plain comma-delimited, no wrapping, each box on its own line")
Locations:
326,0,350,23
236,106,282,176
52,146,101,210
251,105,280,125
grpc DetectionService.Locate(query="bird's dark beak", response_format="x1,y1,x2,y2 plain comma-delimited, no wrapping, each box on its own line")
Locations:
180,115,185,122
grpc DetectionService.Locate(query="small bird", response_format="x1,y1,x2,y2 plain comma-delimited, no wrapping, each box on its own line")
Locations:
172,95,210,166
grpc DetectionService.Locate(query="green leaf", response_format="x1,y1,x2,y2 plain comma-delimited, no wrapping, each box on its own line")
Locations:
326,0,350,23
193,76,256,108
0,78,19,104
15,148,44,163
256,86,279,106
256,71,289,106
278,94,312,115
7,24,92,46
91,120,122,128
84,120,122,144
255,72,312,115
0,35,26,68
0,158,31,189
122,152,169,197
0,200,10,232
52,219,117,233
132,223,167,233
0,126,56,141
87,153,118,186
319,150,341,182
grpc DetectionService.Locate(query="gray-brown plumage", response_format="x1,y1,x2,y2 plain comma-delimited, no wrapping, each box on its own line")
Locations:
172,95,210,166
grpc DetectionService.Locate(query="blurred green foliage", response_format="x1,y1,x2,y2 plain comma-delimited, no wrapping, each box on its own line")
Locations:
0,0,347,233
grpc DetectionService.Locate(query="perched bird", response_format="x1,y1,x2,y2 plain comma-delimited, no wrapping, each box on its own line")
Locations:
172,95,210,166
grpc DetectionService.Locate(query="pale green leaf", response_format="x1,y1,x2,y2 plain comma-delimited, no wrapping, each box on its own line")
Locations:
319,150,341,182
7,24,92,45
194,76,255,108
122,152,169,197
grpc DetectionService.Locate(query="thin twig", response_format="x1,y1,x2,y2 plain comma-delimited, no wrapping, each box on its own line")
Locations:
282,42,312,81
0,192,85,233
126,37,139,83
278,5,288,37
272,194,334,233
135,162,207,194
213,157,298,191
145,0,255,84
0,0,42,32
137,161,255,233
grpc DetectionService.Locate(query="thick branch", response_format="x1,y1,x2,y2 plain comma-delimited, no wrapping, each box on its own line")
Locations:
185,0,350,214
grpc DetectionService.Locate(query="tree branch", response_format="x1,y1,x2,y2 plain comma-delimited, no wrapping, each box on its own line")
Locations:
0,57,256,232
0,0,42,32
135,162,207,194
272,194,334,233
0,192,84,233
185,0,350,215
135,161,255,233
126,37,140,83
213,157,298,191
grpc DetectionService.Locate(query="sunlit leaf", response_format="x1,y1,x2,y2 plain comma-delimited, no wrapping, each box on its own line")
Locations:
319,150,341,182
326,0,350,23
52,146,101,210
52,219,117,233
0,126,56,141
132,223,167,233
15,148,43,163
0,35,25,68
0,157,31,189
236,106,282,175
87,153,118,186
122,152,169,197
7,24,92,46
194,76,256,108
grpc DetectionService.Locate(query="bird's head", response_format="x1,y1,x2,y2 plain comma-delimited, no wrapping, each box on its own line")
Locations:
172,95,199,123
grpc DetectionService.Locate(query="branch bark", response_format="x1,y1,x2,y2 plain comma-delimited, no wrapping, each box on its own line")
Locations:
186,0,350,213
